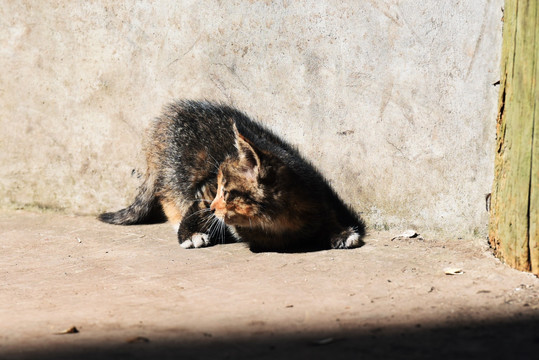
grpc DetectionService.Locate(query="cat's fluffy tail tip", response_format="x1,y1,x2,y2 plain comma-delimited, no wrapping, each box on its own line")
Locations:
97,211,123,225
331,226,366,249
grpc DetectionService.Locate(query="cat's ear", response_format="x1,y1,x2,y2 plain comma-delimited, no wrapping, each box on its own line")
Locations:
232,122,260,181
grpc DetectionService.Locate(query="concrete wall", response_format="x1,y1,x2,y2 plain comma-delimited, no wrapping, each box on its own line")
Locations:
0,0,503,237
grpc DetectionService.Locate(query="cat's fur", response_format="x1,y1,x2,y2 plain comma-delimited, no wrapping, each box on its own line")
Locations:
99,100,365,252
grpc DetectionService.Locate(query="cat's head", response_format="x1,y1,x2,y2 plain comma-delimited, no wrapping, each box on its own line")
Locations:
209,126,267,227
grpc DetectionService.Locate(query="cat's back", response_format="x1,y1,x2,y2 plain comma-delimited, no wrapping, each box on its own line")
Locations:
150,100,293,160
151,101,238,149
151,100,319,182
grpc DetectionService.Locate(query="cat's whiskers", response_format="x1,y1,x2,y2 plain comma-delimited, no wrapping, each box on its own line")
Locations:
207,216,225,244
200,211,212,226
205,218,215,239
182,207,211,222
202,213,217,232
218,218,227,244
208,216,226,244
216,218,224,244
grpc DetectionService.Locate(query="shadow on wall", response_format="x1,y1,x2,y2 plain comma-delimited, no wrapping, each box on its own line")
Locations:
6,315,539,360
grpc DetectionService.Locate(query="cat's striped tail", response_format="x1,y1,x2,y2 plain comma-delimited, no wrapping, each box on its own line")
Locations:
98,173,165,225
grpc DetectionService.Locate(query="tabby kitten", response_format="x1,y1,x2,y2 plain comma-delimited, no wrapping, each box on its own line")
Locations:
99,100,365,252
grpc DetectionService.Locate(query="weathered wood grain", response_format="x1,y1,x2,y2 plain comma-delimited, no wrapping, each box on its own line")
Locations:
489,0,538,275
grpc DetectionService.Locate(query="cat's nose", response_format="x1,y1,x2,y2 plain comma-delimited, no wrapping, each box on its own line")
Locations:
210,197,224,213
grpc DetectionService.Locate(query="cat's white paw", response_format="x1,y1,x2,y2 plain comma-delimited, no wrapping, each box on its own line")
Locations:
191,233,210,248
181,233,210,249
180,239,193,249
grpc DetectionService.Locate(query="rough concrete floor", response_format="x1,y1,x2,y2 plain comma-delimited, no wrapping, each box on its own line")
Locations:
1,210,538,359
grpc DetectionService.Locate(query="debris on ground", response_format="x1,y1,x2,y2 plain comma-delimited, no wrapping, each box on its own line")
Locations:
54,326,79,335
444,267,464,275
391,229,424,241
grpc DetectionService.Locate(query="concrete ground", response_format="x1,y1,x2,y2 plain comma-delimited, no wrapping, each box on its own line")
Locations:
1,210,538,359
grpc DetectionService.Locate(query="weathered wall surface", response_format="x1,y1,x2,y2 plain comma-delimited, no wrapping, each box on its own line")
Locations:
0,0,503,237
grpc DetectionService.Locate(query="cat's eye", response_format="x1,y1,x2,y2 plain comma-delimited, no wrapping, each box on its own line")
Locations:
223,189,241,201
227,190,240,200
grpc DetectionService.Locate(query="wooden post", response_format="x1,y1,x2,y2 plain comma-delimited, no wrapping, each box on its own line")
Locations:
489,0,538,275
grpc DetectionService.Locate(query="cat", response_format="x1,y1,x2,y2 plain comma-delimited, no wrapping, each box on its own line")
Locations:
99,100,365,252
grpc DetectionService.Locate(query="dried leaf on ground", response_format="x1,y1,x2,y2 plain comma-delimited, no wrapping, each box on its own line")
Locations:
55,326,79,335
444,267,463,275
391,230,423,241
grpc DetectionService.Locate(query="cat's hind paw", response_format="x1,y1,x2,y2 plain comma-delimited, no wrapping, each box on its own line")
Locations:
331,227,364,249
180,233,210,249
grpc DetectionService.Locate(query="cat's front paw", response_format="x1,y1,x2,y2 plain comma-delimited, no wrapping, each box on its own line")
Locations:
180,233,211,249
331,227,364,249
